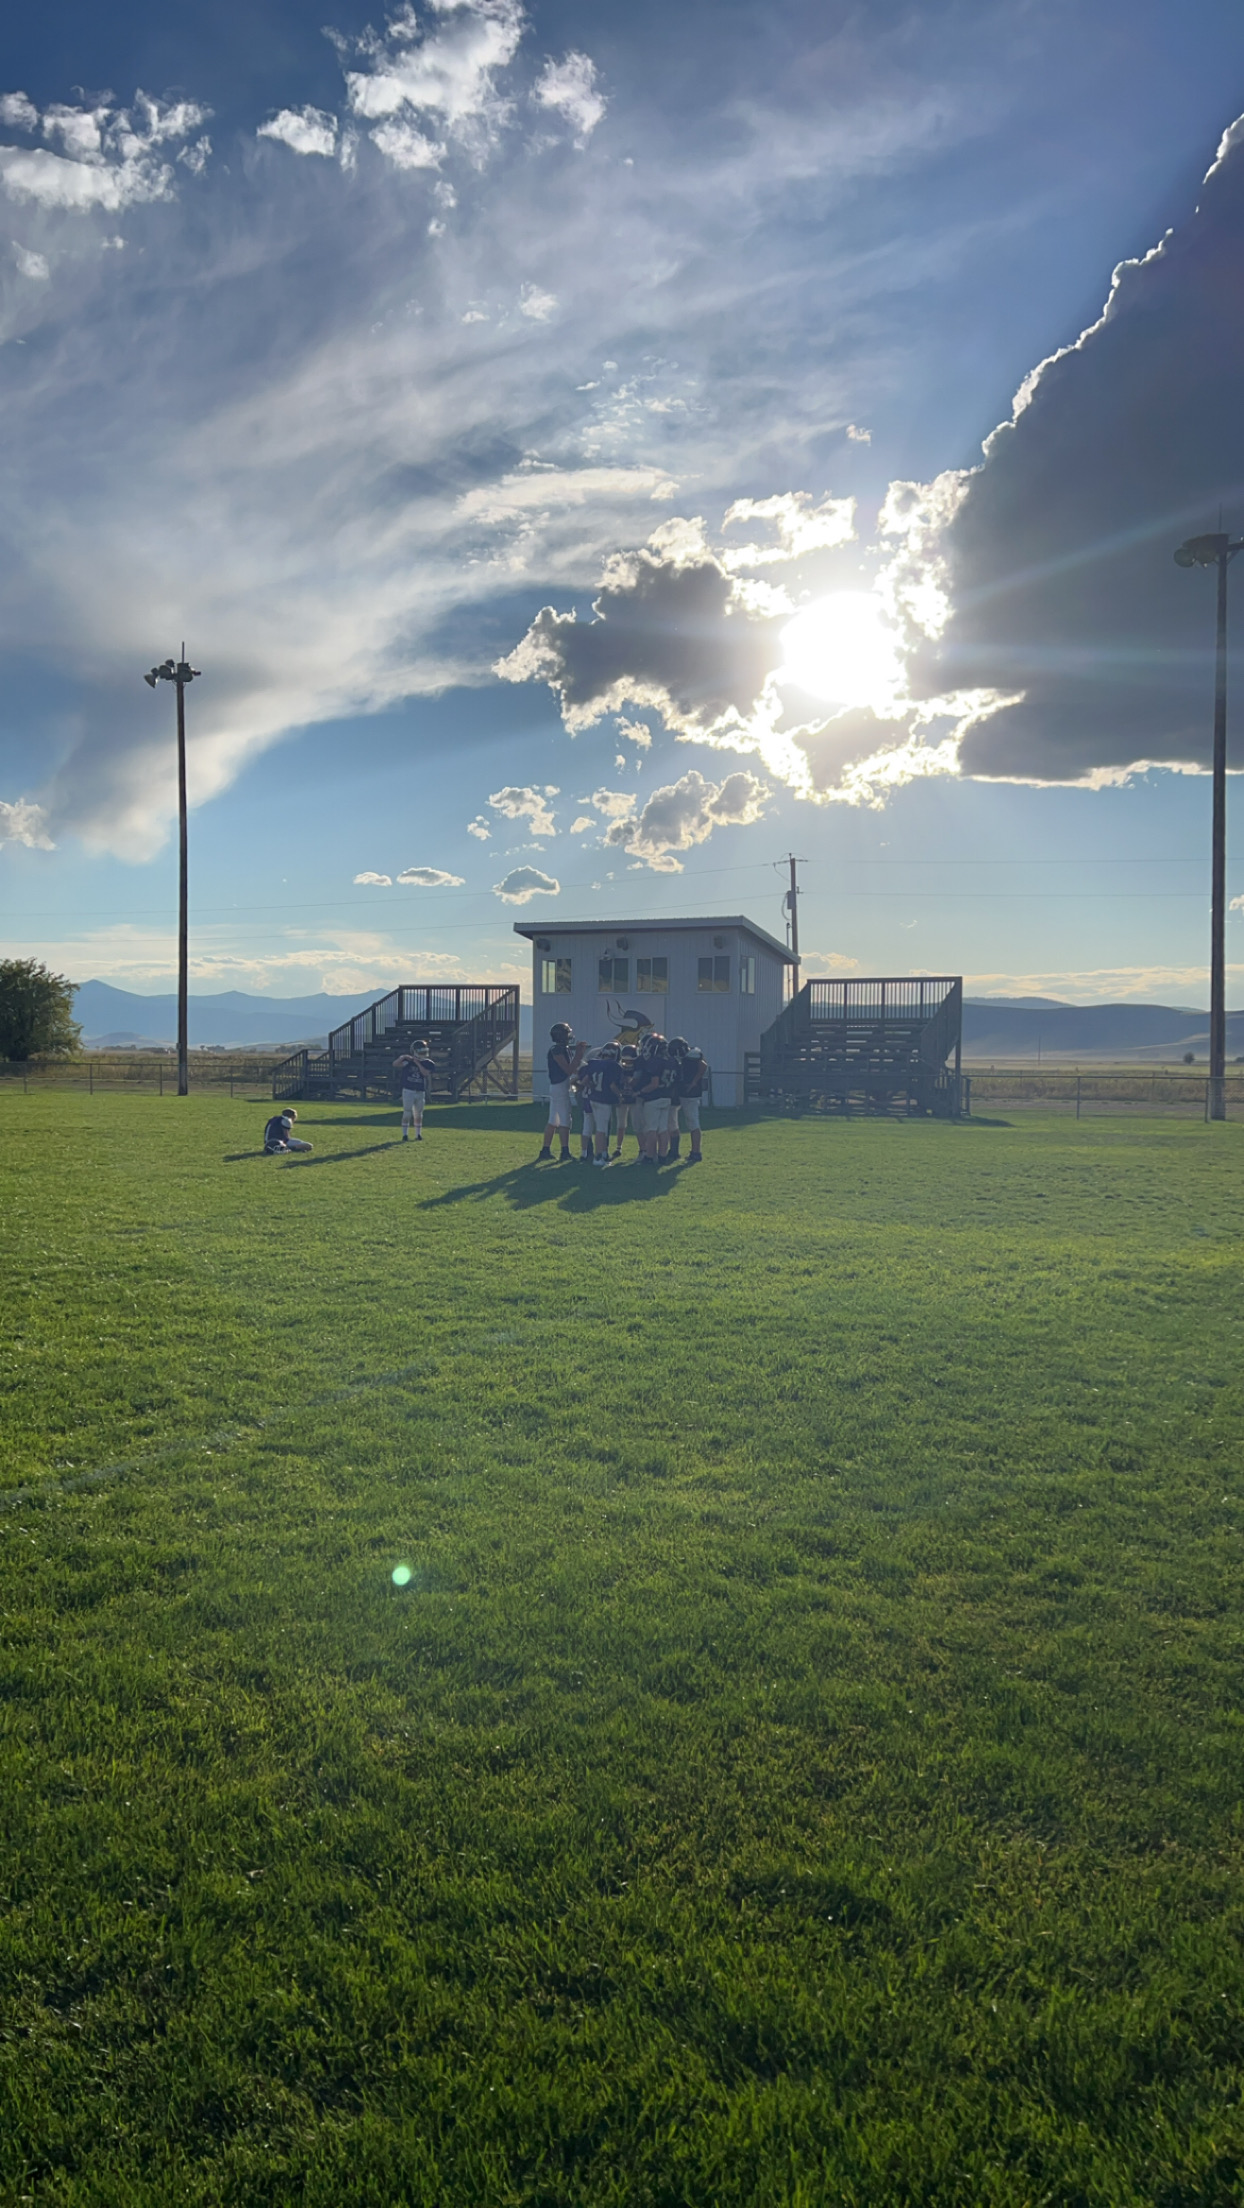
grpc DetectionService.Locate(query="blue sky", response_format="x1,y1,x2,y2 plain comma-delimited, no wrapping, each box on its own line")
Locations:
4,0,1244,1003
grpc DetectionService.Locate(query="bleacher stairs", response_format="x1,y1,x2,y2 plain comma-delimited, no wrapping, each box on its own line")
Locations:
745,976,963,1116
271,985,520,1104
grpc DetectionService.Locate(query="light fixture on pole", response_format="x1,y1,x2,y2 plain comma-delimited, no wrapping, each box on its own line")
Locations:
144,648,201,1099
1174,533,1244,1122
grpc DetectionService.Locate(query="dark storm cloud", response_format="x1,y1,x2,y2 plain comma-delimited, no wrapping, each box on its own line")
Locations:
914,117,1244,782
497,533,783,737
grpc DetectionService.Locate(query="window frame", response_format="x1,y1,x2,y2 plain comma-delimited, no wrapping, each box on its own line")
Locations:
598,955,630,993
636,955,669,995
739,955,756,995
698,955,731,993
541,957,572,995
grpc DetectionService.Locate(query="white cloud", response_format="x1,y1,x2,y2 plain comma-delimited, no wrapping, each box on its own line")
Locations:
493,864,559,903
0,798,53,848
588,787,635,819
0,919,500,995
963,966,1239,1006
845,422,870,443
533,52,606,146
488,783,557,836
570,815,593,833
369,119,446,170
396,864,466,885
0,93,210,213
616,715,651,748
456,462,676,525
466,815,491,839
801,948,861,975
604,767,768,869
722,491,856,568
0,94,38,132
12,241,48,280
258,107,339,159
353,870,393,885
344,0,526,168
518,281,557,320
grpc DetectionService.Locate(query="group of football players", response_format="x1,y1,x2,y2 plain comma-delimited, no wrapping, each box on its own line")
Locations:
537,1022,708,1168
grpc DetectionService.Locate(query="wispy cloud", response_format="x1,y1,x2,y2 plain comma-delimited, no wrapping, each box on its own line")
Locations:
532,52,606,146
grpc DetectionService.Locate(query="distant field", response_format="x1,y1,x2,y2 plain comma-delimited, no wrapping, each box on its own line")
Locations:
3,1094,1244,2205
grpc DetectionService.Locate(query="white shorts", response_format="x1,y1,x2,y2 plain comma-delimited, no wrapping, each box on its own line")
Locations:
586,1101,612,1134
677,1096,701,1131
546,1081,572,1127
401,1088,426,1111
640,1097,675,1135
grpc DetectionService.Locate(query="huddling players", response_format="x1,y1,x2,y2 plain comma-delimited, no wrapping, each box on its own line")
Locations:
538,1024,708,1167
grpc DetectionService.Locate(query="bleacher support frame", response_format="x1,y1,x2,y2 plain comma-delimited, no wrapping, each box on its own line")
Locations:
745,976,963,1117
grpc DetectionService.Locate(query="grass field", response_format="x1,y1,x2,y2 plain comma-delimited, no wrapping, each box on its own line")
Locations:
3,1094,1244,2206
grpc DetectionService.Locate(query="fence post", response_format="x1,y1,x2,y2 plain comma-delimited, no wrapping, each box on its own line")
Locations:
1075,1075,1081,1121
159,1063,163,1098
89,1060,94,1096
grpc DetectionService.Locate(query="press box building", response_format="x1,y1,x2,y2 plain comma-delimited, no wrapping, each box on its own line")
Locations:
514,914,795,1108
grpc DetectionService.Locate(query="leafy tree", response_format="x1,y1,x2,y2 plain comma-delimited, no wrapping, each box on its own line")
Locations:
0,960,81,1062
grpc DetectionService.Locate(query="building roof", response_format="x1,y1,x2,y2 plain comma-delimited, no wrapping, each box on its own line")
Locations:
512,913,796,963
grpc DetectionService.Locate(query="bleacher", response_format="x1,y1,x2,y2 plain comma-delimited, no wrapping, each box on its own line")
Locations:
271,985,520,1104
745,976,963,1116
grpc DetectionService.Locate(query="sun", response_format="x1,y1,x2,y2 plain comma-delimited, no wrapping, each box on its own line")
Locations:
778,591,903,710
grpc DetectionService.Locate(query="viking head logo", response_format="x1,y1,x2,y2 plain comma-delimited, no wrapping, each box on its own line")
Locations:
605,997,656,1046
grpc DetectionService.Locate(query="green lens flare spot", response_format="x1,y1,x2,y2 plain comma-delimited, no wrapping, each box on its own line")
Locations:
391,1564,413,1587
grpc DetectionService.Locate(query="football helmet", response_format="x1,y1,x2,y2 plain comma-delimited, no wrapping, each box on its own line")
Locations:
667,1037,689,1060
550,1021,573,1045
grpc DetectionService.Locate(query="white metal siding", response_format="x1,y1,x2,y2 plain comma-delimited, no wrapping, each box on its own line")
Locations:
530,925,787,1105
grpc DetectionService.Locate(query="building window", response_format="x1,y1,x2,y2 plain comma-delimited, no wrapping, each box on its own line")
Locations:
698,956,730,992
541,957,572,994
599,956,629,992
739,955,756,995
637,955,668,994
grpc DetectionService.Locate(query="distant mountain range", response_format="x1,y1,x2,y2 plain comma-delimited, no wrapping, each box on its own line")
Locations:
73,980,536,1052
961,999,1241,1061
70,979,1237,1063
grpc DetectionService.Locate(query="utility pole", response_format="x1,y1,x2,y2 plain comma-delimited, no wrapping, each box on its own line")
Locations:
784,853,805,998
145,647,202,1096
1175,532,1244,1122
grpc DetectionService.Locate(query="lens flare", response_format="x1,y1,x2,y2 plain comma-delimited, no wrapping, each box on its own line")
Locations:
391,1563,413,1587
779,591,903,709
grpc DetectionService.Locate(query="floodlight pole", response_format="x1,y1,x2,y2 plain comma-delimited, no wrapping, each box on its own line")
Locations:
1212,552,1230,1123
144,647,202,1097
1175,533,1244,1122
169,665,188,1095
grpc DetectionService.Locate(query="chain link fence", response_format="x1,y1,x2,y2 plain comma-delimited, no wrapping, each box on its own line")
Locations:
0,1054,286,1097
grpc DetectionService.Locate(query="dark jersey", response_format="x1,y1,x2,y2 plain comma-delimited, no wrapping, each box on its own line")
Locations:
264,1114,292,1147
635,1051,672,1101
584,1058,622,1106
548,1046,574,1086
394,1054,434,1092
676,1055,707,1099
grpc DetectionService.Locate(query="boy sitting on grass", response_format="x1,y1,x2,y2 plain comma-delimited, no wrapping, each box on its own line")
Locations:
263,1108,312,1154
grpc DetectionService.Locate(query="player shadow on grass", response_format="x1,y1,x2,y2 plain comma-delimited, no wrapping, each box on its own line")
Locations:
424,1161,687,1211
282,1142,400,1167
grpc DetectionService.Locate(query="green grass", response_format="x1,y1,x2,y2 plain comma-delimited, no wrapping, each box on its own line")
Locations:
3,1093,1244,2207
